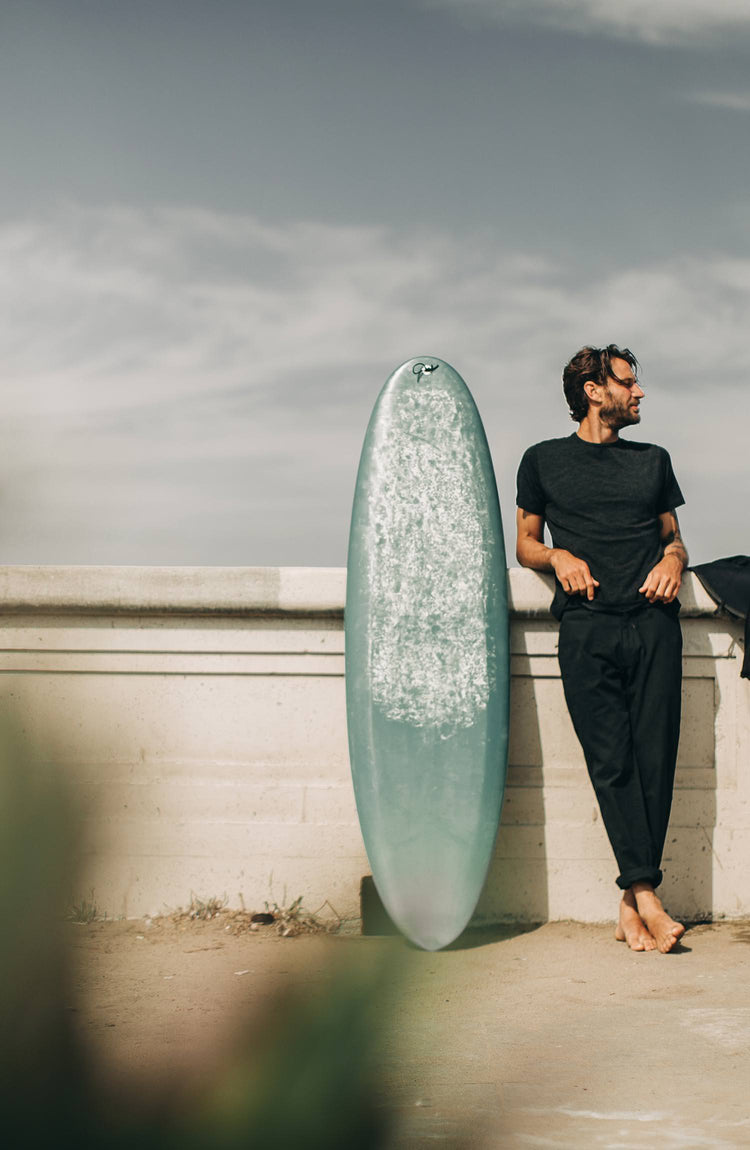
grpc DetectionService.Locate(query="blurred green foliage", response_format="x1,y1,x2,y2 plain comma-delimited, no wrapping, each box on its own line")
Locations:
0,720,398,1149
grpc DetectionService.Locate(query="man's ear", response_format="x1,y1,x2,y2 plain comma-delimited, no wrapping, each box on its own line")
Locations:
583,379,603,405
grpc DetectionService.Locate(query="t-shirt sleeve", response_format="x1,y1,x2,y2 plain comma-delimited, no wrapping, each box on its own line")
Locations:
516,446,546,515
657,449,685,513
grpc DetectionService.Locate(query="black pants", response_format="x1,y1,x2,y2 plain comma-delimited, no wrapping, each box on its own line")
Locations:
557,606,683,890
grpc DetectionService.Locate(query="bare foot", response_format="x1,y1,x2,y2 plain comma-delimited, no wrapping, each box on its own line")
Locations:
632,883,685,953
615,888,657,951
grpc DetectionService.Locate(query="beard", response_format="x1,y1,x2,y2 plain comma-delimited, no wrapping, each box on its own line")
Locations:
600,392,641,430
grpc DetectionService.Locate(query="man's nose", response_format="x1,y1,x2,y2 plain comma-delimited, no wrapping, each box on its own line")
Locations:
633,382,645,398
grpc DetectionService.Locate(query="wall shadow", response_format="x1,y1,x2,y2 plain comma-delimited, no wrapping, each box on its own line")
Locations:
474,618,550,927
663,613,721,924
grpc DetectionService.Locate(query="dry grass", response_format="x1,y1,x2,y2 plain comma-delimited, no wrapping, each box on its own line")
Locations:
162,893,342,936
264,895,341,937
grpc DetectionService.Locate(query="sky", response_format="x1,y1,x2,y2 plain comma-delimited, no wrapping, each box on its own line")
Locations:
1,0,748,569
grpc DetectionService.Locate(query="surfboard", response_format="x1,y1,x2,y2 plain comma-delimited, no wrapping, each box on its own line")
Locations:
346,357,509,950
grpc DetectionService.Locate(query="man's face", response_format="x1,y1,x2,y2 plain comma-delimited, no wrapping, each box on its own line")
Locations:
599,357,645,429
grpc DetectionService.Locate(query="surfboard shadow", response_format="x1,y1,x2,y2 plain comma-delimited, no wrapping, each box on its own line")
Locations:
440,923,545,952
361,876,543,950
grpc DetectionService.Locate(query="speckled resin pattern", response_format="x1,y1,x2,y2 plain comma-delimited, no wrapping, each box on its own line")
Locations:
346,357,509,950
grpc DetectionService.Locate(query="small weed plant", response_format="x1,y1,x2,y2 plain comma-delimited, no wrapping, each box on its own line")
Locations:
264,895,341,936
65,890,99,924
186,892,227,920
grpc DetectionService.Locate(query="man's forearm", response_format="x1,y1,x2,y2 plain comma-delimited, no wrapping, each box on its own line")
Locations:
516,536,558,572
517,531,600,600
662,529,688,570
640,512,688,603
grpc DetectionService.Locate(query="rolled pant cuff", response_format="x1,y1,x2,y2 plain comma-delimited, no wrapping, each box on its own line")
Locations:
617,868,663,891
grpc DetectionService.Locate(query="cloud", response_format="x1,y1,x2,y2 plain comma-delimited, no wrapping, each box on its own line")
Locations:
686,91,750,112
420,0,750,46
0,203,747,564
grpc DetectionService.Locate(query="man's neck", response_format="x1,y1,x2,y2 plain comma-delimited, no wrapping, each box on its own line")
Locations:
576,415,619,445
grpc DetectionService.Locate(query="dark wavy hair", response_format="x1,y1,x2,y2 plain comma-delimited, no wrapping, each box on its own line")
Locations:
562,345,640,423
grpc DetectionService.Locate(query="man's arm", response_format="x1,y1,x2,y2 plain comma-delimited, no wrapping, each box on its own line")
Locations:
516,508,600,601
638,509,688,603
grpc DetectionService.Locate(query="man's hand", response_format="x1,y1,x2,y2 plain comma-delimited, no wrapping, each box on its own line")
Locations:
516,510,599,600
639,510,688,603
638,554,683,603
550,549,600,601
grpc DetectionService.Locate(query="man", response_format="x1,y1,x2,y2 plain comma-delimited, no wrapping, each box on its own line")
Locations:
516,345,688,953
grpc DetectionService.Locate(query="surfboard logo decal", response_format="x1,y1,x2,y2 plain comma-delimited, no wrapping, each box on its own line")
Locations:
366,385,491,736
412,361,440,382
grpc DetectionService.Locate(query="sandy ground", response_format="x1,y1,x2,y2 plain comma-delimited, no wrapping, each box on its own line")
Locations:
67,916,750,1149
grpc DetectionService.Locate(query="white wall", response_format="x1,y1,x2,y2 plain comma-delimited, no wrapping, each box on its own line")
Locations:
0,566,746,924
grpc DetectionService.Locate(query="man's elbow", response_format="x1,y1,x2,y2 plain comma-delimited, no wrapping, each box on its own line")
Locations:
516,539,533,568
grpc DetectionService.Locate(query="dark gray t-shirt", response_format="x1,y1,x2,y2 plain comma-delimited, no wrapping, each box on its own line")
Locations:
516,434,684,619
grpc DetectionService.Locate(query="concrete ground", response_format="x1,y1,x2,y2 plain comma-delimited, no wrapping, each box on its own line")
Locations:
69,916,750,1149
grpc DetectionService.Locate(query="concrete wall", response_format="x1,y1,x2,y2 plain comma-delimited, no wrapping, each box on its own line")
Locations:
0,566,747,924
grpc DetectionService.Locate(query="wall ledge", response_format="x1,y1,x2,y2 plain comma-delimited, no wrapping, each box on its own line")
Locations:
0,564,720,618
506,567,718,618
0,566,346,618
